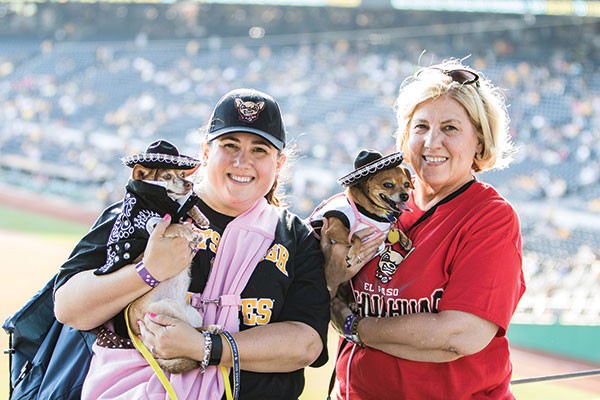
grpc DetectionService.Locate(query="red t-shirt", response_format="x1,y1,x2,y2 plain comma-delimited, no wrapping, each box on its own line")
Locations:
335,181,526,400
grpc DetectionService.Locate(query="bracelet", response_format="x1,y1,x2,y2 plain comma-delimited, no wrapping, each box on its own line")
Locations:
199,331,212,373
208,333,223,366
134,261,160,288
343,314,364,347
343,314,354,336
221,331,240,400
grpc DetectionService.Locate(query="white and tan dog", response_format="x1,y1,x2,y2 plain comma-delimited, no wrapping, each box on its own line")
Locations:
309,150,414,262
115,140,216,374
126,165,210,374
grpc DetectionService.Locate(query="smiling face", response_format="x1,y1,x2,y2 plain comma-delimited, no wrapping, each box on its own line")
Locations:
407,95,482,204
200,132,284,216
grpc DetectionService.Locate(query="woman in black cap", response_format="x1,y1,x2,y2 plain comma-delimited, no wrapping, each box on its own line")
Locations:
54,88,330,399
322,60,525,399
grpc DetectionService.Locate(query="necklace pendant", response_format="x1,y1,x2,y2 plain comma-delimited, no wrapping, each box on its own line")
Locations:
387,229,400,244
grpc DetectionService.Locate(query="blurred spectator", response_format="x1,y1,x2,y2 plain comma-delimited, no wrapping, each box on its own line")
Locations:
0,3,598,323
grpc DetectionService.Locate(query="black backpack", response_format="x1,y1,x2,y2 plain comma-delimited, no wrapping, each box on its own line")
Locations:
3,275,96,400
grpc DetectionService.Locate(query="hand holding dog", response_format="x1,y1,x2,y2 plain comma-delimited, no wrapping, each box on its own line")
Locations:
143,214,196,282
330,296,354,337
138,312,202,362
320,218,384,298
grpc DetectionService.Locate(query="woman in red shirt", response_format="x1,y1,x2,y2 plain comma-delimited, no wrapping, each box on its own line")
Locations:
322,59,526,399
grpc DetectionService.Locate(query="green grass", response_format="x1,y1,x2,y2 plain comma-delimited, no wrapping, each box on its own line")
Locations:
0,205,89,237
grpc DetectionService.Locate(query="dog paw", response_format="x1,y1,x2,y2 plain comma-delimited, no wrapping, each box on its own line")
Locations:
189,206,210,228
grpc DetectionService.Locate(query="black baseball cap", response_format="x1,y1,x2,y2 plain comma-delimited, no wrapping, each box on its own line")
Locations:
206,88,286,150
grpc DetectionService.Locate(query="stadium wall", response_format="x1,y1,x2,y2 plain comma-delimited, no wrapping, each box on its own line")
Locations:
508,323,600,364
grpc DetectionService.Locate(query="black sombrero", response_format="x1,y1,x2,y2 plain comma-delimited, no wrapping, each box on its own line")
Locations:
121,139,200,170
338,149,404,187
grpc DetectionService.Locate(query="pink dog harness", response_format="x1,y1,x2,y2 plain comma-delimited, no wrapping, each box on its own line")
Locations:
308,193,393,253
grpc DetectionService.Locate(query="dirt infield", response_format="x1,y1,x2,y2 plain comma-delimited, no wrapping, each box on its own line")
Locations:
1,186,599,399
510,345,600,395
0,230,83,399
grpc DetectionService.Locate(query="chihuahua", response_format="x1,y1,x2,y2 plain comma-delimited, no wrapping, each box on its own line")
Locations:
310,150,414,265
130,164,209,227
309,153,414,308
322,164,414,260
126,164,216,374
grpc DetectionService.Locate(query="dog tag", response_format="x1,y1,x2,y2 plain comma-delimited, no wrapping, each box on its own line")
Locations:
387,229,400,244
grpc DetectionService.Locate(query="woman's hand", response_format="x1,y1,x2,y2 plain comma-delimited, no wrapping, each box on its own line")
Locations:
330,296,354,337
138,313,204,361
139,315,324,373
320,218,384,298
143,215,196,282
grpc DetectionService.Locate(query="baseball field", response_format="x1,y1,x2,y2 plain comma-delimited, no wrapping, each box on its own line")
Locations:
0,191,598,399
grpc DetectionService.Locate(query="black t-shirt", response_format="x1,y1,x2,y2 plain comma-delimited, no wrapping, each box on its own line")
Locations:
55,197,330,400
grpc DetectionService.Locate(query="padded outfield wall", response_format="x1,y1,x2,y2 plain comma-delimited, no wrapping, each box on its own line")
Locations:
508,323,600,364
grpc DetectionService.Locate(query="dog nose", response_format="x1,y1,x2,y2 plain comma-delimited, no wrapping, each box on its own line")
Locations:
400,193,409,202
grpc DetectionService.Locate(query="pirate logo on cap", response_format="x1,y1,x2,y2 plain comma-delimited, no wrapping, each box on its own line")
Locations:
207,88,287,150
234,97,265,123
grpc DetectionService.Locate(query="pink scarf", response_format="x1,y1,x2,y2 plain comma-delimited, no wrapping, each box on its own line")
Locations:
192,197,279,399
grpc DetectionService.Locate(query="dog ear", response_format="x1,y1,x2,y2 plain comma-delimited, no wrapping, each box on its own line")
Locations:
132,164,154,181
402,167,415,189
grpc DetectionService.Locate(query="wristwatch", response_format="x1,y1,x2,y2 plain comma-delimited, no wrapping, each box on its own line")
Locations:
343,314,364,347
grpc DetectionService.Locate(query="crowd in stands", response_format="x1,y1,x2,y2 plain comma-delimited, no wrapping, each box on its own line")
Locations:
0,3,598,325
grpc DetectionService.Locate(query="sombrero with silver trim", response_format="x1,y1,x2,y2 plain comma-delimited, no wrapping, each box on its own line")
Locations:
338,149,404,187
122,139,200,170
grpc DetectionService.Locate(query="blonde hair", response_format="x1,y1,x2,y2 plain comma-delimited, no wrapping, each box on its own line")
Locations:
393,59,515,172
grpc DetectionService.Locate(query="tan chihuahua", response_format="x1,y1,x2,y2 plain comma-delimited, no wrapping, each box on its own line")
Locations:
324,164,414,260
310,150,414,263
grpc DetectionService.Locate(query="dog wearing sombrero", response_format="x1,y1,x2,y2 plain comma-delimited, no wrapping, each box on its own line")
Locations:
309,149,414,263
95,139,208,276
94,139,213,373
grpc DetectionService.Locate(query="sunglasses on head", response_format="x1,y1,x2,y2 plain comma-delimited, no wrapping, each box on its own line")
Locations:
417,67,480,86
